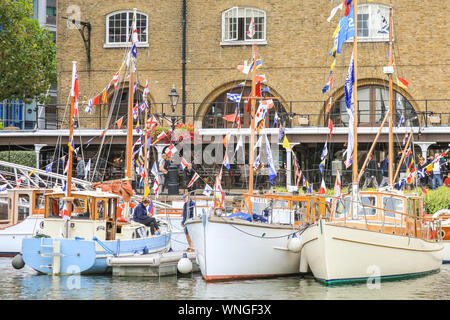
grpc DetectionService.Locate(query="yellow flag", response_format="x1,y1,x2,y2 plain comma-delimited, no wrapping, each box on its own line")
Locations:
144,185,150,197
28,169,37,177
101,88,108,104
332,24,340,38
330,59,336,72
282,136,291,150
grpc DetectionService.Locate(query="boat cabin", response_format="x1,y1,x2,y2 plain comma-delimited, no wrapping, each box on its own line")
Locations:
41,190,124,241
0,188,48,228
331,190,437,240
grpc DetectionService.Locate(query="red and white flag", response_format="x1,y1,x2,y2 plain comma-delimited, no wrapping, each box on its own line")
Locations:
319,178,327,194
187,172,200,188
334,169,341,198
143,80,149,100
328,118,333,137
247,17,256,38
153,176,160,197
146,115,157,130
180,157,190,170
113,72,120,89
165,144,177,157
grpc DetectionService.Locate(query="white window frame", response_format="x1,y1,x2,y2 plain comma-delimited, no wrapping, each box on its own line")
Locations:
104,10,149,48
355,3,391,42
221,7,267,46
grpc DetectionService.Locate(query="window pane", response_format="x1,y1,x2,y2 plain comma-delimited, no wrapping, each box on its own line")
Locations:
383,197,403,218
358,196,376,216
358,14,369,37
357,87,370,123
375,87,389,124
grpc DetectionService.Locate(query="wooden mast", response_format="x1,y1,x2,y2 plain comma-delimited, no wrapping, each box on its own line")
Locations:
351,0,359,217
388,5,394,187
68,61,76,200
248,44,257,215
125,9,137,181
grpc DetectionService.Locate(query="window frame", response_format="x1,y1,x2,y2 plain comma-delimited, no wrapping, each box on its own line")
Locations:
221,7,267,46
353,3,391,43
104,10,149,48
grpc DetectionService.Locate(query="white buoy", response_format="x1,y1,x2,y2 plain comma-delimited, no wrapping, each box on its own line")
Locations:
177,253,193,274
287,235,302,253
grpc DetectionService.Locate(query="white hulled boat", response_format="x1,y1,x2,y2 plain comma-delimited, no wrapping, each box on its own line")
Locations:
299,1,443,284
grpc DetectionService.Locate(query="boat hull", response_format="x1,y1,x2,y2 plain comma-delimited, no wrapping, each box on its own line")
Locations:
22,233,171,275
442,241,450,264
300,221,443,284
0,216,43,257
186,215,301,281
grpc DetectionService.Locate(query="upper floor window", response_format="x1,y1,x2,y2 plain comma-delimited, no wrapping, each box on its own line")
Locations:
356,4,390,42
105,11,148,47
221,7,266,45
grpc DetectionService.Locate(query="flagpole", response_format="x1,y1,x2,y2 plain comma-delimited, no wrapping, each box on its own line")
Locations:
351,0,359,218
68,62,76,200
126,8,137,181
124,8,137,219
248,44,257,215
144,103,149,196
388,5,394,187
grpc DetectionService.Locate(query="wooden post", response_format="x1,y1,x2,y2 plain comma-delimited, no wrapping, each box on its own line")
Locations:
393,130,414,183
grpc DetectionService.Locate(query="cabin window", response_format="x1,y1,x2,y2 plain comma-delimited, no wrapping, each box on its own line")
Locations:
18,194,30,222
34,193,45,210
383,196,403,218
335,196,351,219
0,197,8,221
105,11,148,47
72,198,92,219
358,196,376,216
96,200,106,220
221,7,266,44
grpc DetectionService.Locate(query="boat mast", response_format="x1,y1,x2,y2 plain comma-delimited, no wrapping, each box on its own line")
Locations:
388,5,394,187
248,44,257,215
68,61,76,200
125,9,137,181
144,101,149,195
351,0,359,217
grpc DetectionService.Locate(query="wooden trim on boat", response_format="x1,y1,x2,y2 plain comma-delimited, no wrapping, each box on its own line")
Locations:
332,236,443,252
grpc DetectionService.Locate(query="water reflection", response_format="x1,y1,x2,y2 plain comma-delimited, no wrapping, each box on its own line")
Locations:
1,258,449,300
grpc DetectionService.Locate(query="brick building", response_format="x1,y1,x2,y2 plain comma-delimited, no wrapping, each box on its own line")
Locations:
2,0,449,191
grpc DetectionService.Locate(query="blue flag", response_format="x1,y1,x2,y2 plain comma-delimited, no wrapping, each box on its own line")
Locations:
337,5,355,54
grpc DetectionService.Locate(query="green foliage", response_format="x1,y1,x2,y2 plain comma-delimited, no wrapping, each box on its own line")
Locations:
423,187,450,215
0,150,36,168
274,186,288,193
0,0,56,104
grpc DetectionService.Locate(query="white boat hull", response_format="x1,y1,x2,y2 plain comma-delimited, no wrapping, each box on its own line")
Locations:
442,241,450,263
0,215,43,256
186,215,301,281
300,220,443,284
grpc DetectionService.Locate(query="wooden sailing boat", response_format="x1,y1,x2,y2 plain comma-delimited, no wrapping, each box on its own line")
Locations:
299,1,443,284
20,10,171,275
185,44,328,281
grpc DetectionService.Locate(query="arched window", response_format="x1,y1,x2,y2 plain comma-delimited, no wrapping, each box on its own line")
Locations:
331,85,418,127
105,11,148,47
221,7,266,45
202,87,284,129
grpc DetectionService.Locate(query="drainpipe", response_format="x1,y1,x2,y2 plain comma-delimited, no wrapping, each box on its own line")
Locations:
182,0,187,123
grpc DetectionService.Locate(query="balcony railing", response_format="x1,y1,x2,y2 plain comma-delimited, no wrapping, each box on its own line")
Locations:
2,99,449,132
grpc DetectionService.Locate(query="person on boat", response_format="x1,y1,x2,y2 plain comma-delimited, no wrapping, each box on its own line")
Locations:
181,193,195,252
362,154,378,189
132,197,160,235
76,156,85,179
379,155,389,188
